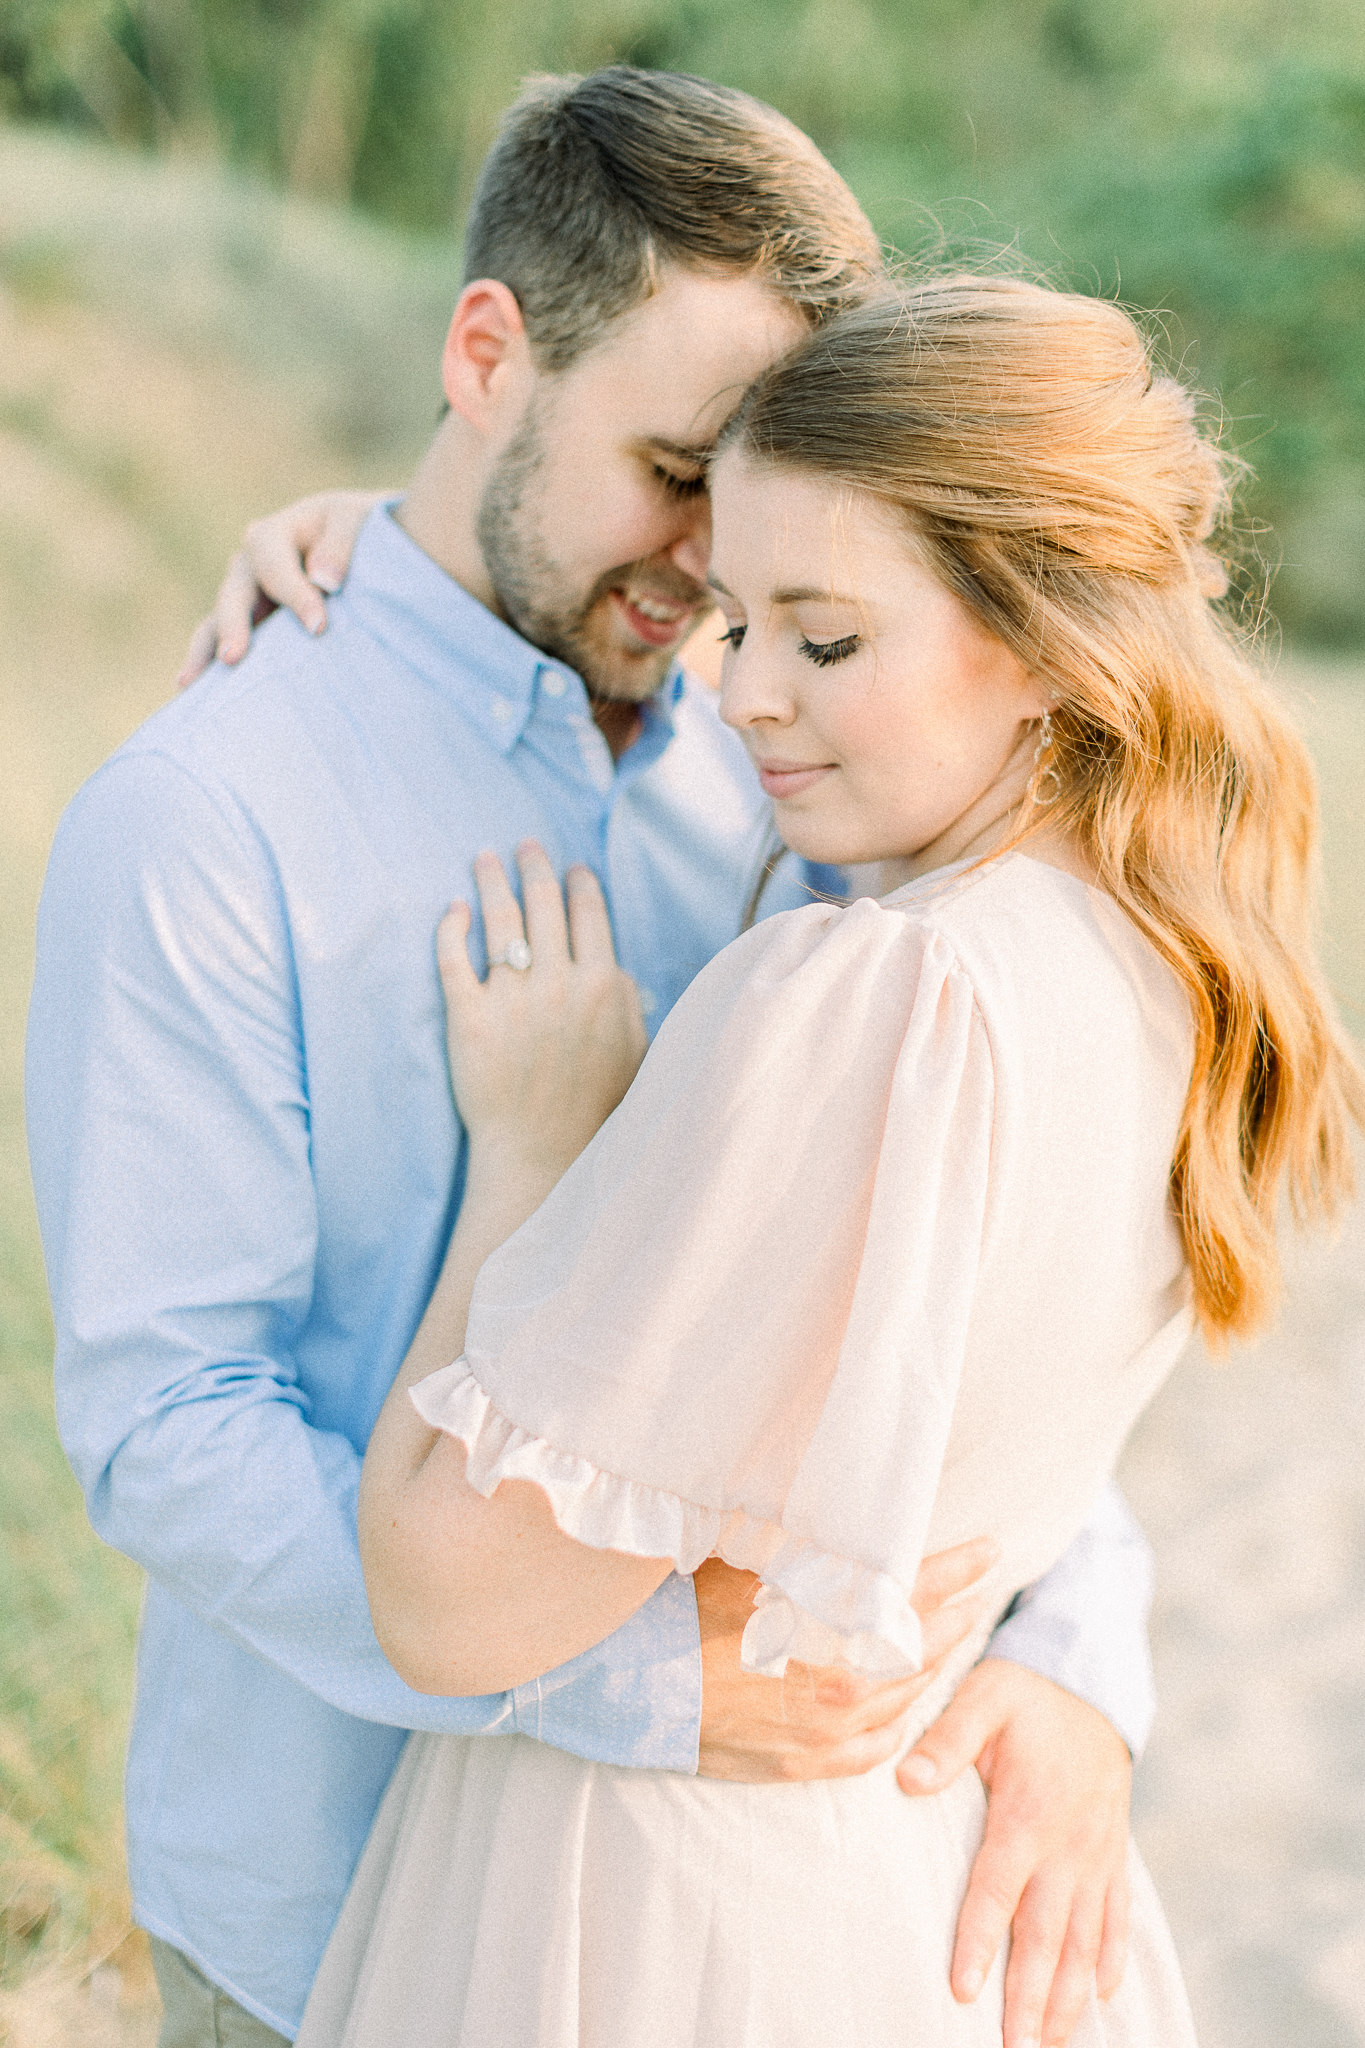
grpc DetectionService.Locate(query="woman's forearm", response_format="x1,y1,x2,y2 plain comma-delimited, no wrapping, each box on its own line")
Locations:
358,1146,672,1696
370,1148,552,1451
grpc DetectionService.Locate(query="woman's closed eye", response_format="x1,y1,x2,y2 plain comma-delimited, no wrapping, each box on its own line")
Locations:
653,464,708,501
718,623,747,651
799,633,861,668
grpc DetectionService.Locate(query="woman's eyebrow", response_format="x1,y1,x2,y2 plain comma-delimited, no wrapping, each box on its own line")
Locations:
770,585,861,606
641,435,713,466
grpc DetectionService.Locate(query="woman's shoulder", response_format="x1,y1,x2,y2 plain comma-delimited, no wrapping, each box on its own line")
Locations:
878,851,1193,1065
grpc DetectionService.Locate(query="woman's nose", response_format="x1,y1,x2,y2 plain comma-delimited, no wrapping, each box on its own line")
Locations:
718,642,794,732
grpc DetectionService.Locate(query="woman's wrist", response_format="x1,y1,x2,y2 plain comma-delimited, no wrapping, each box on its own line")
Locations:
464,1131,580,1203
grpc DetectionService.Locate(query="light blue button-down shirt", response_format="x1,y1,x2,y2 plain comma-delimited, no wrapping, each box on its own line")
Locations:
27,508,1151,2037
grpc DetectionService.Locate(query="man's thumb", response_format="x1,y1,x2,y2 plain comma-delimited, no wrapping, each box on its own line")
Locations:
895,1683,1001,1797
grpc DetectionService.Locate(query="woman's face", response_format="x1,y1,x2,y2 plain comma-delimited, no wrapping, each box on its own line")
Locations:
709,453,1047,870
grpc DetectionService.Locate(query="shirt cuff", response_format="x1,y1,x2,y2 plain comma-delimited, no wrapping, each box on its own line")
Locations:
509,1570,702,1773
984,1483,1157,1758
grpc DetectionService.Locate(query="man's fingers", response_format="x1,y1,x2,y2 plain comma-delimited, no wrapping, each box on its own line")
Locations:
780,1717,907,1783
915,1585,987,1676
998,1872,1076,2048
947,1829,1036,2004
911,1534,1000,1614
1038,1885,1108,2047
896,1669,1003,1795
1095,1865,1130,2001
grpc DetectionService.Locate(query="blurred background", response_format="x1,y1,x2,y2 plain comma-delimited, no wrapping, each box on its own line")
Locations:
1,2,1362,2042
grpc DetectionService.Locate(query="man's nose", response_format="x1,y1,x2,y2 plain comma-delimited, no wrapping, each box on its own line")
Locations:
668,499,712,587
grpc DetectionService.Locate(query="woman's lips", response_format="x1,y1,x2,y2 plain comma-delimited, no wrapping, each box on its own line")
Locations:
756,761,833,799
611,589,698,649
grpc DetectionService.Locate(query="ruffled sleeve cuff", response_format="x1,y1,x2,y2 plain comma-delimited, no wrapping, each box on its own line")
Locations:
410,1362,924,1680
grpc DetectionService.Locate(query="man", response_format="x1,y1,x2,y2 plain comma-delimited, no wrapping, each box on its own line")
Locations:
28,68,1155,2048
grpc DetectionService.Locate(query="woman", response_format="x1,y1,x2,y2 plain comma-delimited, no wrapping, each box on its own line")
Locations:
287,276,1358,2046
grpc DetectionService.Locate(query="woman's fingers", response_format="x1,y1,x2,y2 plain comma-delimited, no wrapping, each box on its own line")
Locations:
565,863,619,969
176,613,221,691
516,842,572,971
472,852,529,972
435,901,479,1009
242,509,331,637
301,489,383,594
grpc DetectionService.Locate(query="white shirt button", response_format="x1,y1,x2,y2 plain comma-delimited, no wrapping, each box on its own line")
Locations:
490,696,514,723
541,670,567,699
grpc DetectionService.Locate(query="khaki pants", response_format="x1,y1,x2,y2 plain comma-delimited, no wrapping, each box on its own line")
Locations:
150,1937,292,2047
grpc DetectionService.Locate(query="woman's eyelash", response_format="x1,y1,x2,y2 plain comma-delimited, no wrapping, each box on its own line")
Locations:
799,633,861,668
654,466,708,500
718,624,746,650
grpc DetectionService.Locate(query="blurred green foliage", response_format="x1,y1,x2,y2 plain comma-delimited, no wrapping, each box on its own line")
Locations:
1,0,1363,637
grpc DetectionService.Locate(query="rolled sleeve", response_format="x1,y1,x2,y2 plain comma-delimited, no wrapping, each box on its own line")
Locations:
985,1480,1156,1757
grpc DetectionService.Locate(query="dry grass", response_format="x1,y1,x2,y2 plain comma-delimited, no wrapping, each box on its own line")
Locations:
1,120,1363,2048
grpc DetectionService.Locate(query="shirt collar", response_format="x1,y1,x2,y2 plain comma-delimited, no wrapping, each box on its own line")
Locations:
338,504,689,761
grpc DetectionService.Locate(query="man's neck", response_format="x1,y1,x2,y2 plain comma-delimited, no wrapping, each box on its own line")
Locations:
395,416,500,615
591,698,646,761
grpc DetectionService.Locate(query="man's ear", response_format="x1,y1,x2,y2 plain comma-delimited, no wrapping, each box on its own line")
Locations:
441,280,534,433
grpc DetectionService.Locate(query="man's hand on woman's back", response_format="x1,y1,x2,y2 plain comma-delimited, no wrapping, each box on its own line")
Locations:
695,1556,1132,2048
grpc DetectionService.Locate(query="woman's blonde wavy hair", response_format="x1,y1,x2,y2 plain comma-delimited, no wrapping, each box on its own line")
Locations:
725,274,1363,1343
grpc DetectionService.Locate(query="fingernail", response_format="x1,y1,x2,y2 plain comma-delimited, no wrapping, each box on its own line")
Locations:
959,1966,984,2000
899,1753,937,1790
312,566,342,593
308,610,327,635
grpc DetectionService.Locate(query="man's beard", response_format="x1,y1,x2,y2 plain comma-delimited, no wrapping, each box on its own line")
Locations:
475,404,708,707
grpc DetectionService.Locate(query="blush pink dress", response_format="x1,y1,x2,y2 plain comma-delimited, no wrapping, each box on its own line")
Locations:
297,854,1201,2048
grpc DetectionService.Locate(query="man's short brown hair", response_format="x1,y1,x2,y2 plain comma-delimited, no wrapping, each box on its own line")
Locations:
462,66,883,371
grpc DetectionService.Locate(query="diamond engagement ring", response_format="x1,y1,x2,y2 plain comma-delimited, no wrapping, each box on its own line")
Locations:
489,938,532,972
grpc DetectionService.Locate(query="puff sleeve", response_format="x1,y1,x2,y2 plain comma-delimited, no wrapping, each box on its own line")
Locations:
411,895,994,1678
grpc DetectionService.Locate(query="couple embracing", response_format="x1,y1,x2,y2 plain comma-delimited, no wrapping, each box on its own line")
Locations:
27,65,1359,2048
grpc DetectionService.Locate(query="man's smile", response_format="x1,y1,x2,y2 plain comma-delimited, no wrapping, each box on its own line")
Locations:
610,587,707,650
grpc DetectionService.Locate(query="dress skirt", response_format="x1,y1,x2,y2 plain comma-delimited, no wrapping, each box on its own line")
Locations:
296,1727,1198,2048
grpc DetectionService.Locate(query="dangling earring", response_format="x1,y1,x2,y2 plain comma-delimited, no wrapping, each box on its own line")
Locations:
1031,706,1062,806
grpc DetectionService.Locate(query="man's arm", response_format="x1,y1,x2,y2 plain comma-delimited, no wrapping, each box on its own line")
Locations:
984,1480,1156,1755
25,750,698,1763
